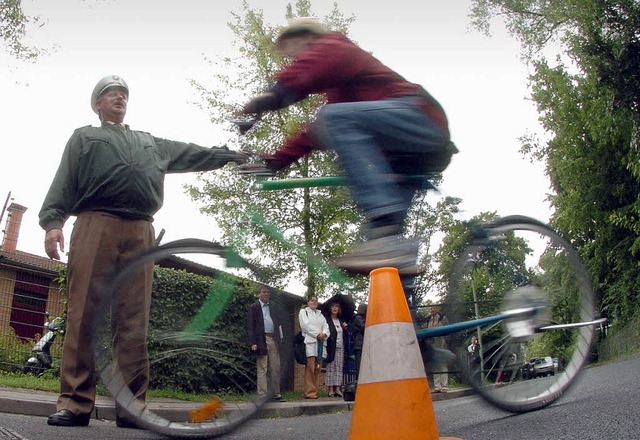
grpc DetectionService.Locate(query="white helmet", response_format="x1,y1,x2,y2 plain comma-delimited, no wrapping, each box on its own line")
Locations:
274,17,329,51
90,75,129,114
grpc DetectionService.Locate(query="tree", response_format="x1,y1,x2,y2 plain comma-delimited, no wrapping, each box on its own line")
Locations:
408,193,462,304
469,0,640,324
187,0,363,299
437,212,532,306
188,0,459,301
1,0,44,60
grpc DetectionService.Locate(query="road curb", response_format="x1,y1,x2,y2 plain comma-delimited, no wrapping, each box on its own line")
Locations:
0,386,474,421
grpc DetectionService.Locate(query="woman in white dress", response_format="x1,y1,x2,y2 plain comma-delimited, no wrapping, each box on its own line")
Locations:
299,294,329,399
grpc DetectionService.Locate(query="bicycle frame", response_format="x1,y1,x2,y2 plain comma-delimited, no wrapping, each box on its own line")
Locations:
416,307,606,340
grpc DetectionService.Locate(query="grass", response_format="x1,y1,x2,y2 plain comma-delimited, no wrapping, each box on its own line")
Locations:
0,371,61,393
0,371,306,402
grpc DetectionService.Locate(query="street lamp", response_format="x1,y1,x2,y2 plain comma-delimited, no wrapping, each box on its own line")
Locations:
468,257,485,380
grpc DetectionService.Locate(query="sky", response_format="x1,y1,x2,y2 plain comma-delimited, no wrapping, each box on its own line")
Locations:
0,0,551,295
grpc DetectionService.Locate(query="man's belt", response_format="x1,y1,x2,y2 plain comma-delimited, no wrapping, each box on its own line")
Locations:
265,332,275,338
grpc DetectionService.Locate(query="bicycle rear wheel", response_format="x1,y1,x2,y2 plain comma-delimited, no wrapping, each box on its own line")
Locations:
93,239,268,438
447,216,599,412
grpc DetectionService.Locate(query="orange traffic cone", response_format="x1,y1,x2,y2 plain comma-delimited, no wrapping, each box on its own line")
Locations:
348,267,462,440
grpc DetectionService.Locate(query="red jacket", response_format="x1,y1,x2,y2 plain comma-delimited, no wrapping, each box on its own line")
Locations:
269,32,449,167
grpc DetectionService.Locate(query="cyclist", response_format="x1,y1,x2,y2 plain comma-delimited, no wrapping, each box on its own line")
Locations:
240,17,457,275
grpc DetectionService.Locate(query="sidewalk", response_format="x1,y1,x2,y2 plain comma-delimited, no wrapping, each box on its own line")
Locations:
0,386,474,421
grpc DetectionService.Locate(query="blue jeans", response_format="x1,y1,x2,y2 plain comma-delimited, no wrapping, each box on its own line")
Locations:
312,97,452,234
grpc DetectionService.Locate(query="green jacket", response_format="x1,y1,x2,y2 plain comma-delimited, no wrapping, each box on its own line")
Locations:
39,123,240,231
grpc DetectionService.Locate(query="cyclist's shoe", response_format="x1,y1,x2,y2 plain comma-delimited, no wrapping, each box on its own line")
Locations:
333,235,420,275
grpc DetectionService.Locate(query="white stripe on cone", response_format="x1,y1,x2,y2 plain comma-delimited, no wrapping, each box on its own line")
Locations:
358,321,425,384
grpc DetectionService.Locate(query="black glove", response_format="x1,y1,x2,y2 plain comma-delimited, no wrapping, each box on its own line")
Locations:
243,92,279,114
238,154,284,175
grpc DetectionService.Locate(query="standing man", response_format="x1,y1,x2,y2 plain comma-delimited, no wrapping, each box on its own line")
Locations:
423,305,449,393
468,336,479,359
240,17,456,275
246,285,286,402
40,75,248,428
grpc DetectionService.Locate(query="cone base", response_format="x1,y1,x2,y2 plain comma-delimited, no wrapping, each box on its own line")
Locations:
349,378,441,440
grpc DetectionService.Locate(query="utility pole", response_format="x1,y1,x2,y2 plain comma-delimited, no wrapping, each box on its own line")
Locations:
0,191,12,227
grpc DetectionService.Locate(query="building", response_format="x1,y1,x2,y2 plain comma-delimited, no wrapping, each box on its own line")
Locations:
0,203,64,342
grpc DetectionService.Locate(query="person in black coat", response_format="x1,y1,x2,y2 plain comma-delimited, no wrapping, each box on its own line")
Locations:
246,285,286,402
350,303,367,380
324,302,348,397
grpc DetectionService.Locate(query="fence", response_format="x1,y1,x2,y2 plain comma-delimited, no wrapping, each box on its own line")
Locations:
0,269,64,374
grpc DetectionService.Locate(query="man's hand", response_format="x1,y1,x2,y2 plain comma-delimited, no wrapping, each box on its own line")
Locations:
45,228,64,260
229,151,251,164
250,344,258,352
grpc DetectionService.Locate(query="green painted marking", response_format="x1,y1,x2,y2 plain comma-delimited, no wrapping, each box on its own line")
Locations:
179,272,236,341
246,207,351,287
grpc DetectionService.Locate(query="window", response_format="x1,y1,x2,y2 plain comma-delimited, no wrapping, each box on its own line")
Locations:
9,271,50,340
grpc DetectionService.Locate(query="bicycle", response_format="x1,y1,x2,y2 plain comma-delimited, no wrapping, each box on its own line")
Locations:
251,176,605,414
91,140,604,438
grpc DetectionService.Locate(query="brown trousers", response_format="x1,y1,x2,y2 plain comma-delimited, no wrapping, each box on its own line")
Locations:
256,335,281,397
56,212,154,417
304,356,320,398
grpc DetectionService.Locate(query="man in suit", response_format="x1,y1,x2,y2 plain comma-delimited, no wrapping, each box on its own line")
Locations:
246,285,286,402
423,305,450,393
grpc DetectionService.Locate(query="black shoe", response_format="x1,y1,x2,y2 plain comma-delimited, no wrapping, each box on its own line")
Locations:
272,395,287,402
47,409,90,427
116,417,143,429
334,235,420,275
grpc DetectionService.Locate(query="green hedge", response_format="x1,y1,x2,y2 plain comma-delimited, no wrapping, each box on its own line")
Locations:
597,314,640,362
148,267,257,394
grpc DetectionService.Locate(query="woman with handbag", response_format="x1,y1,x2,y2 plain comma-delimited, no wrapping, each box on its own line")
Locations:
298,294,329,399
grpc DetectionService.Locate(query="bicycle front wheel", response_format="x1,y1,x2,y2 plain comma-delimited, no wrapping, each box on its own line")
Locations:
93,239,268,438
447,216,599,412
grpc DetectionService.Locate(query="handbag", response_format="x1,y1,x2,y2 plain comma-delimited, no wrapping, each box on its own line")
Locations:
293,331,307,365
343,380,357,401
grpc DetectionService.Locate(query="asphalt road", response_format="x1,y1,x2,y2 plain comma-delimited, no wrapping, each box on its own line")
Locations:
1,355,638,440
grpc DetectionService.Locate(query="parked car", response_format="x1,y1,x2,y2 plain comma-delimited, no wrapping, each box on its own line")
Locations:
523,356,555,379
